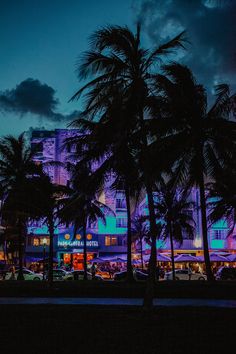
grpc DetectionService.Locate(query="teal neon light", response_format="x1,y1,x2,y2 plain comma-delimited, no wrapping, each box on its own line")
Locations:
98,216,127,235
211,239,225,249
211,220,228,229
28,225,59,235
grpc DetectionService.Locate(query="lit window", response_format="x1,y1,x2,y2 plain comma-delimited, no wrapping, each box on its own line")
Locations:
105,236,118,246
33,238,40,246
105,236,110,246
111,236,117,245
39,238,50,246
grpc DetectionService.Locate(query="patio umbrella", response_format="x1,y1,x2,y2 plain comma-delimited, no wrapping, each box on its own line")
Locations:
89,257,106,263
197,253,228,262
132,259,141,265
25,256,42,262
227,254,236,262
157,254,171,262
143,254,171,262
116,257,127,262
174,254,199,262
98,256,115,262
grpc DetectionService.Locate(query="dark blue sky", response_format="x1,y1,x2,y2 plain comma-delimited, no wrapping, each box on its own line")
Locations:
0,0,235,137
0,0,134,135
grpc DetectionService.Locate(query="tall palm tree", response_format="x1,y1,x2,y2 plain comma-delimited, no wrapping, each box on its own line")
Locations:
68,107,141,282
154,178,195,280
131,214,150,270
208,166,236,235
70,24,186,298
23,175,66,284
152,64,236,280
0,134,42,280
58,163,110,280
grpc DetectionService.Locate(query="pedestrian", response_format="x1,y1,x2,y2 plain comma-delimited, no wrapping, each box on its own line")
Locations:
10,266,16,280
91,263,96,279
188,267,192,280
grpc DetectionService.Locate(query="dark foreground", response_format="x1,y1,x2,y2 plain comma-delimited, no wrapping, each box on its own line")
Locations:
1,280,236,299
1,304,235,354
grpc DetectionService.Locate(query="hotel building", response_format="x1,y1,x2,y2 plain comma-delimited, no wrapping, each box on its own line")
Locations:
25,129,236,268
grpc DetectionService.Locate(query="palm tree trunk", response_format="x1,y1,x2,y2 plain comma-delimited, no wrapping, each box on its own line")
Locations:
199,172,214,281
124,185,133,282
17,218,24,281
143,183,157,309
140,237,144,270
83,221,88,280
48,216,54,285
138,105,157,307
169,222,176,281
4,240,8,263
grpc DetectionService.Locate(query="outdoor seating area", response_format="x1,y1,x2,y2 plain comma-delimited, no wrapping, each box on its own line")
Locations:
2,251,235,282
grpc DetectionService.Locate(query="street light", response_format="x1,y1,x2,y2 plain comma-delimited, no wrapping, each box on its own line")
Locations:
42,238,47,280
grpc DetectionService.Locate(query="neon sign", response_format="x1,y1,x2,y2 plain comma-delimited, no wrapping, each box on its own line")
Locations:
58,240,99,247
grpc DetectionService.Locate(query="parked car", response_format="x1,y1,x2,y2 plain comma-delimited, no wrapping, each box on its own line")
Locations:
46,269,69,281
65,270,103,281
164,269,206,281
5,269,43,281
0,264,14,280
114,270,148,281
215,267,236,281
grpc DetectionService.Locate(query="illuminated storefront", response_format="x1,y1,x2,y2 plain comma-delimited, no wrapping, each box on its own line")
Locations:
57,231,99,269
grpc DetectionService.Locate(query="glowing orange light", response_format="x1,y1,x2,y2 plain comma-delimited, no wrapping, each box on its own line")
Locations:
64,234,70,240
87,234,92,240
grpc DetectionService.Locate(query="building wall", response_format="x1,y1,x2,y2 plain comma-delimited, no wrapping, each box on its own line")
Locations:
29,129,235,257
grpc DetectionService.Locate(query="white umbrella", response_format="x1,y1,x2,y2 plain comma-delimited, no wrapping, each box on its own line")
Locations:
197,253,228,262
174,254,199,262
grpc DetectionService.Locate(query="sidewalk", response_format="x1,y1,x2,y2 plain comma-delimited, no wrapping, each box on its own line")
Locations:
1,297,236,307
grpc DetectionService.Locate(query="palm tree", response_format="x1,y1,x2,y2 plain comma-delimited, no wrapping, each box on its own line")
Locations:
131,214,150,270
208,166,236,235
152,64,236,280
68,109,141,282
58,163,110,280
70,24,186,297
154,178,195,280
24,175,66,284
0,134,42,280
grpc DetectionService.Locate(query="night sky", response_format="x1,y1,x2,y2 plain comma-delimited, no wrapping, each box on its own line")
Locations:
0,0,235,137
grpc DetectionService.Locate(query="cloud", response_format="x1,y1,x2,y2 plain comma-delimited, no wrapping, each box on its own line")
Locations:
0,78,80,122
134,0,236,92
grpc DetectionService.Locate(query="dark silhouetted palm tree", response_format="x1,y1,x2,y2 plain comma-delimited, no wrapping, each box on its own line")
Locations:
23,175,67,284
154,178,195,280
131,214,150,270
208,166,236,235
58,163,110,280
67,92,142,281
0,134,42,280
153,64,236,280
70,25,186,300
